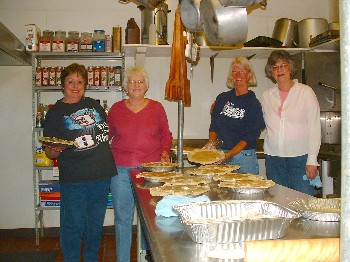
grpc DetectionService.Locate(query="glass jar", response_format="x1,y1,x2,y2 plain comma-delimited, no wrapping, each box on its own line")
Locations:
52,30,66,52
93,29,106,52
66,31,79,52
39,30,54,52
79,32,93,52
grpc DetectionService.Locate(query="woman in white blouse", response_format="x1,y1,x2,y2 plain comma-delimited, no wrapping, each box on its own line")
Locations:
261,50,321,195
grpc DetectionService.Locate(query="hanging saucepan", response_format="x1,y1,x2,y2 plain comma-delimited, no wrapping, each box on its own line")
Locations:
272,18,298,47
180,0,203,32
199,0,248,46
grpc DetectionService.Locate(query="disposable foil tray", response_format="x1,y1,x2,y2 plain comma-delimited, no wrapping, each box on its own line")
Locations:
173,200,300,243
288,198,341,222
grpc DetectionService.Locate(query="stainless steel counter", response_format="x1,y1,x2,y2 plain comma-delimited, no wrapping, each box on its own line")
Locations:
131,168,340,262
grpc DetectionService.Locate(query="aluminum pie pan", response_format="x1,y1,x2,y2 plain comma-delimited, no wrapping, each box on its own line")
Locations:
141,162,178,172
173,200,300,243
288,198,341,222
230,187,269,194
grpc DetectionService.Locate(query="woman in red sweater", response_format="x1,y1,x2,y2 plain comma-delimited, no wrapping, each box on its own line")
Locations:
107,66,173,261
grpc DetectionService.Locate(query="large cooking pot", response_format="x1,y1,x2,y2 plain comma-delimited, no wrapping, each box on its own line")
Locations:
180,0,203,32
298,18,328,47
272,18,298,47
199,0,248,45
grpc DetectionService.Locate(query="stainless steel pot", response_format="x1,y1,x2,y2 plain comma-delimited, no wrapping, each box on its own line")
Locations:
180,0,203,32
272,18,298,47
199,0,248,45
298,18,328,47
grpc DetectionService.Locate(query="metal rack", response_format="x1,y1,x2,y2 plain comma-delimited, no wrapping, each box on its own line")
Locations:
31,52,125,245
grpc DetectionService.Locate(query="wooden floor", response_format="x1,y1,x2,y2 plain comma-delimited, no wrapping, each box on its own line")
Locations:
0,232,138,262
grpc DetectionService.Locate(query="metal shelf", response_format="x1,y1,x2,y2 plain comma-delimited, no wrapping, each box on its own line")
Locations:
31,51,125,245
34,85,124,92
31,51,124,60
123,44,311,59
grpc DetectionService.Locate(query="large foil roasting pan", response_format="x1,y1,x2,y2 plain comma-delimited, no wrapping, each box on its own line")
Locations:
288,198,341,222
173,200,300,243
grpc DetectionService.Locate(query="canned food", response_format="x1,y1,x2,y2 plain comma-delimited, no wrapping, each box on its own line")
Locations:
101,66,108,88
108,66,115,86
49,67,56,86
94,66,100,87
35,67,42,86
42,67,49,86
56,66,63,86
87,66,94,87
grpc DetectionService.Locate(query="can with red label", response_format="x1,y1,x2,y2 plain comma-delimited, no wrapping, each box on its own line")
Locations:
100,66,108,88
93,66,100,87
49,67,56,86
35,67,42,86
42,67,49,86
87,66,94,87
56,66,63,86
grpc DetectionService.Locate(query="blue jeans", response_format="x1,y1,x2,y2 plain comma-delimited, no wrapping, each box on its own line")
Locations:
60,178,111,262
110,166,148,262
265,154,315,195
225,149,259,175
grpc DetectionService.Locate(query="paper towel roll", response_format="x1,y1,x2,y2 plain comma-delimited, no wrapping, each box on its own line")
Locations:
148,24,157,45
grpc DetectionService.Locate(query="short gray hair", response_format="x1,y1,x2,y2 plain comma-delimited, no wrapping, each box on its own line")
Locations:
123,66,149,89
265,50,297,83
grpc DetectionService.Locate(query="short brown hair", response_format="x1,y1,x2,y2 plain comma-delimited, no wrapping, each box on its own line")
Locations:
60,63,88,92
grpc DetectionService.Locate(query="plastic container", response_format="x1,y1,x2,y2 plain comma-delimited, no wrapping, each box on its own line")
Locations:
39,30,54,52
79,32,93,52
52,30,66,52
66,31,79,52
93,30,106,52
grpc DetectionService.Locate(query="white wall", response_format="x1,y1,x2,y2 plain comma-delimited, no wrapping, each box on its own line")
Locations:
0,0,336,229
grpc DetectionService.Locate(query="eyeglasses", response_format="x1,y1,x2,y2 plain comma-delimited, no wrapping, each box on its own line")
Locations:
272,64,289,71
127,80,144,85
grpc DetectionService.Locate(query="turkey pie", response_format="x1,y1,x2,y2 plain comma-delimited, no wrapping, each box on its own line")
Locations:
187,149,225,165
161,176,211,185
213,173,264,182
136,171,183,182
198,164,240,171
218,179,276,189
150,184,211,197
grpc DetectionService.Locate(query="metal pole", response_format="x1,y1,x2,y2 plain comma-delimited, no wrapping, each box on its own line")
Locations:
340,0,350,261
177,100,184,169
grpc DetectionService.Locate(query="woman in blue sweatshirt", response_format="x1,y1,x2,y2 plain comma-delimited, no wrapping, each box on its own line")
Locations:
205,56,265,174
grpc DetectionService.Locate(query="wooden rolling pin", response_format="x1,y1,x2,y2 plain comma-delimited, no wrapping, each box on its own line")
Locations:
245,238,339,262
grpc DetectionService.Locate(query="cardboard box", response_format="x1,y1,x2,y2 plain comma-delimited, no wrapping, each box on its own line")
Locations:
25,24,41,52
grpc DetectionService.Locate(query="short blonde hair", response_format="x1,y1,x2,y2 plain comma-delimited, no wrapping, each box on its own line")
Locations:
226,56,257,89
123,66,149,89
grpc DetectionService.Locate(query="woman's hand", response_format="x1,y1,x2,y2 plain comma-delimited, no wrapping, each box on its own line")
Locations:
306,165,318,180
44,145,65,159
160,151,170,162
